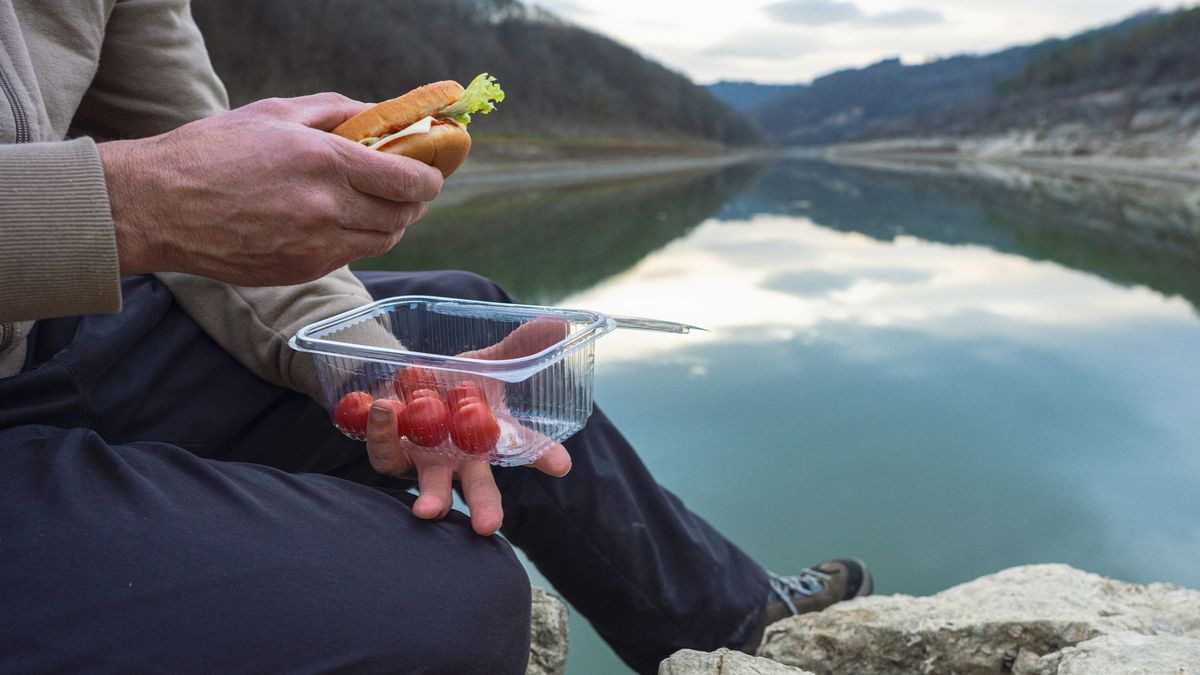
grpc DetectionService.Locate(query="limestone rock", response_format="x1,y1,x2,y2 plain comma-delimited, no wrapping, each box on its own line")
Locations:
1022,632,1200,675
757,564,1200,674
527,586,569,675
659,648,815,675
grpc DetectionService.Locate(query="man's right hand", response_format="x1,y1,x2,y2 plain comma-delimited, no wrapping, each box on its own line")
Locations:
98,92,443,286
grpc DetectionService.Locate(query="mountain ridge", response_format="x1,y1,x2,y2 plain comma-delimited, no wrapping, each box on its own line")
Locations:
707,8,1192,148
191,0,762,146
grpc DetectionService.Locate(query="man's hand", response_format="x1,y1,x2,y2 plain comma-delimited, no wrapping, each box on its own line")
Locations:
99,92,443,286
366,402,572,536
365,317,575,536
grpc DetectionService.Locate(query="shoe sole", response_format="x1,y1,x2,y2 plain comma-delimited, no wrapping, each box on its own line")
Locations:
846,557,874,598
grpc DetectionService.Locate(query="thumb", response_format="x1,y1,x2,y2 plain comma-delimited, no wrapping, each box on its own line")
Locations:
365,400,413,476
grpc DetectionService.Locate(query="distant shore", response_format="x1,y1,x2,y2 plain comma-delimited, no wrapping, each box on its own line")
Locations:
453,141,772,189
824,139,1200,186
450,137,1200,192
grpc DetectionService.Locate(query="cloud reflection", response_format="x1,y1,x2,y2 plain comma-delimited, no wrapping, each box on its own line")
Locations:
563,213,1194,363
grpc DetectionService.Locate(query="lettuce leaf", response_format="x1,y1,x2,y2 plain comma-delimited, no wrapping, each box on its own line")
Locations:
437,73,504,126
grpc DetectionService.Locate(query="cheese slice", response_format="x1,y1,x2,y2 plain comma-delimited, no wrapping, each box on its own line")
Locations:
366,116,435,150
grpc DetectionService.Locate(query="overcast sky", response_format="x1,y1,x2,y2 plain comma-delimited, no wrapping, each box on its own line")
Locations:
531,0,1176,84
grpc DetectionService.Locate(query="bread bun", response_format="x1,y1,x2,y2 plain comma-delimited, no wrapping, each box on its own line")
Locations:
332,80,471,177
374,123,472,178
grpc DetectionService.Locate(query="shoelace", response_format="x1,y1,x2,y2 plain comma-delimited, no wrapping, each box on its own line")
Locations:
768,568,832,616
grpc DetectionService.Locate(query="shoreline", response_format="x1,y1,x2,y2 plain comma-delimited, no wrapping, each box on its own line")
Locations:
449,148,775,188
823,145,1200,187
443,142,1198,195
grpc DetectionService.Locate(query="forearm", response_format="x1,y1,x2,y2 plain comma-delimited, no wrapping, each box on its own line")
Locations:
157,267,376,404
0,139,121,322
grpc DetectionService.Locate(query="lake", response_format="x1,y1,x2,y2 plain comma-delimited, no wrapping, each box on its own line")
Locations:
357,156,1200,673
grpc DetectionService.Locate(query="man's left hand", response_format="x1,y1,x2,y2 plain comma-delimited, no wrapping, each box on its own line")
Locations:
365,403,572,535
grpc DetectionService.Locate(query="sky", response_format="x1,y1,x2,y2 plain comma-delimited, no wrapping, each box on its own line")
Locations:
530,0,1174,84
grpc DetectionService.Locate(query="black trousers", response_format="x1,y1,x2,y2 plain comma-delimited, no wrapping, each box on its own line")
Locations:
0,271,768,674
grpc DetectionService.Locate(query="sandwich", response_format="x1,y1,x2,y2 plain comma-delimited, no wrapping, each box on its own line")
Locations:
332,73,504,178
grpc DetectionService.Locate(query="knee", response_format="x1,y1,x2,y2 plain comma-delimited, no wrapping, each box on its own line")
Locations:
366,530,533,672
358,270,514,304
424,270,514,304
453,537,533,670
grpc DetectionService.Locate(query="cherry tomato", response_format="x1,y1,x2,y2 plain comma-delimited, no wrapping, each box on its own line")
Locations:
409,388,445,403
447,381,488,411
393,367,439,401
399,396,450,447
453,396,485,412
333,391,374,436
450,401,501,455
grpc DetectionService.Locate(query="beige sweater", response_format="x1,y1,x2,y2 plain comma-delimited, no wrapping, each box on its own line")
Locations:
0,0,374,402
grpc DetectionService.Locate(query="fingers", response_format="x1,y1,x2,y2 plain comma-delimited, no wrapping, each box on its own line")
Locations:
468,317,571,360
531,443,572,478
502,317,570,359
334,140,444,203
413,459,455,521
251,92,372,130
365,401,413,476
460,461,504,536
335,194,429,235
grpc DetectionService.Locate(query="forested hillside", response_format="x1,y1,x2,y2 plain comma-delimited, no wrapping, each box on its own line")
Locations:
708,9,1191,147
706,82,803,113
190,0,761,145
734,47,1039,145
1003,6,1200,91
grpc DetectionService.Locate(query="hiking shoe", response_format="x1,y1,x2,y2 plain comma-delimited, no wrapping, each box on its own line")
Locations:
739,558,873,653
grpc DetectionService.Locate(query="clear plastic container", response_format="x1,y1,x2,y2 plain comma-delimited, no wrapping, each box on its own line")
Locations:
289,296,695,466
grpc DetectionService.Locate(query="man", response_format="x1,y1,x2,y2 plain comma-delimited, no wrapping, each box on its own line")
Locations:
0,1,870,672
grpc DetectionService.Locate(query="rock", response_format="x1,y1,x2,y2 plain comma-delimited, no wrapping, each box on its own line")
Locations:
1021,632,1200,674
757,564,1200,674
659,648,815,675
527,586,569,675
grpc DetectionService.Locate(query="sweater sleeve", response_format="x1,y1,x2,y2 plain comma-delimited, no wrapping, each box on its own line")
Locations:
73,0,379,404
72,0,228,138
156,269,375,405
0,138,121,322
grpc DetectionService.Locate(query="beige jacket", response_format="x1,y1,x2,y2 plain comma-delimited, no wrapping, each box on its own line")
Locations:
0,0,373,402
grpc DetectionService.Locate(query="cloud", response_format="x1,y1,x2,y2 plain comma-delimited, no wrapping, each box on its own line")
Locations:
763,0,944,28
862,7,944,27
703,29,821,59
764,0,863,25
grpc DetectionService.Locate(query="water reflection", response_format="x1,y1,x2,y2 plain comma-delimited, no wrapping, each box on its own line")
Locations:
361,158,1200,317
357,159,1200,675
355,164,764,304
733,159,1200,313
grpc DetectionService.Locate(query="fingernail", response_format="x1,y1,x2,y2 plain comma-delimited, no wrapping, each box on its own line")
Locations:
370,405,388,420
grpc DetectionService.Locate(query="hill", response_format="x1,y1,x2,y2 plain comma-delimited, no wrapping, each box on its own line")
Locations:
705,81,803,113
190,0,761,147
710,9,1181,146
710,47,1038,145
1003,6,1200,92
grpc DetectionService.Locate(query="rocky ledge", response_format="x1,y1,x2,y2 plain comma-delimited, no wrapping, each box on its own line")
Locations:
528,586,570,675
660,564,1200,674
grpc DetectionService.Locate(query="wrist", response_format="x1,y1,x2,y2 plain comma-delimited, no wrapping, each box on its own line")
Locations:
99,138,167,276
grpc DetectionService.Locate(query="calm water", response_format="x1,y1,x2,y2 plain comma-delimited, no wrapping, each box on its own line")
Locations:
358,158,1200,673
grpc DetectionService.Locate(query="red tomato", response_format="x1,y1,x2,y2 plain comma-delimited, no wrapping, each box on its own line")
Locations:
399,396,450,447
333,391,374,436
453,396,485,412
408,388,444,403
447,381,488,411
393,367,439,401
450,402,501,455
